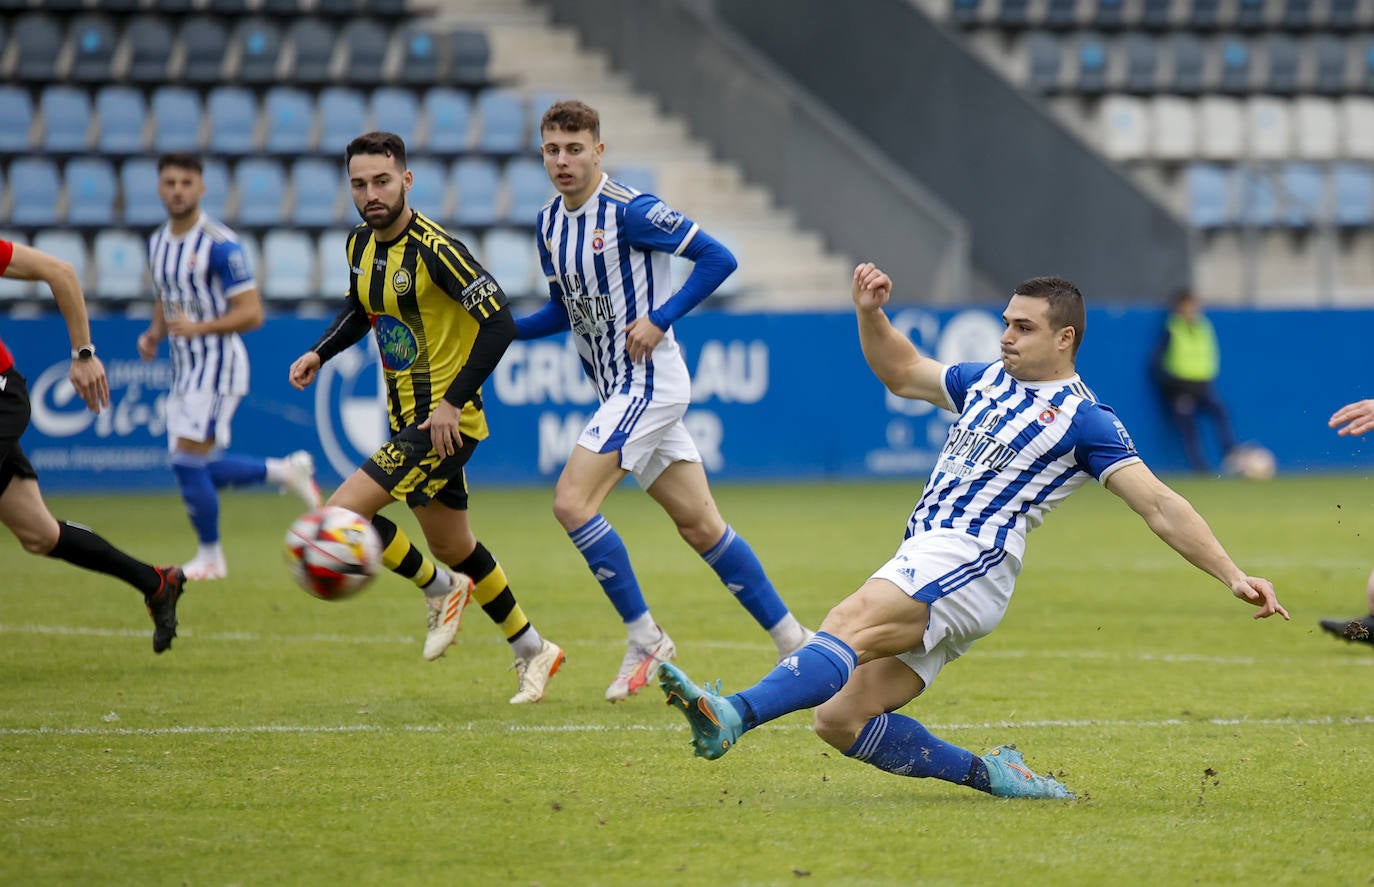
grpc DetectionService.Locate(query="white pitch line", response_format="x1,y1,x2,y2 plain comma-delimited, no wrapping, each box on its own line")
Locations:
1,715,1371,739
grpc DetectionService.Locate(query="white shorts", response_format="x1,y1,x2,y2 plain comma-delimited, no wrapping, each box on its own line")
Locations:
166,390,241,449
869,531,1021,693
577,393,702,489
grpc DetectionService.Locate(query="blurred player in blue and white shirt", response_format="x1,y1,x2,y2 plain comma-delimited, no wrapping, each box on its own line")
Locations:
137,153,319,581
660,264,1289,799
516,100,812,702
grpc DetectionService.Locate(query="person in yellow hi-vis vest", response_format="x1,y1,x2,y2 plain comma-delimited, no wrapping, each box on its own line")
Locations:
1150,289,1237,473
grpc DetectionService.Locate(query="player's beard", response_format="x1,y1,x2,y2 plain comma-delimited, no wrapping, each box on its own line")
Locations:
360,196,407,231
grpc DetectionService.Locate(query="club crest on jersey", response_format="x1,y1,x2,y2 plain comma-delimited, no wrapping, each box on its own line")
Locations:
591,229,605,253
372,315,418,371
563,271,585,297
1115,421,1137,453
1038,406,1058,425
391,268,413,295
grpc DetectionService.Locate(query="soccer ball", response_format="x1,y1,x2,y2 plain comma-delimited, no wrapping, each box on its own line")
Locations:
1225,444,1277,480
284,506,383,601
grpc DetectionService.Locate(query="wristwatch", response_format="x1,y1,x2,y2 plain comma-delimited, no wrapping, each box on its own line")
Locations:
72,344,96,361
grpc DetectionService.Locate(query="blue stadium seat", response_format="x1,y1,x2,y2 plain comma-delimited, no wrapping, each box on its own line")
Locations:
1186,163,1233,229
290,159,341,226
1235,0,1266,29
317,88,367,155
95,86,147,154
1331,163,1374,227
316,230,351,299
1312,35,1350,95
1329,0,1357,29
1279,163,1323,227
32,231,88,291
66,157,118,227
206,86,259,156
261,230,317,301
1278,0,1314,28
1121,34,1160,93
263,87,315,155
1217,37,1252,93
181,16,230,84
1092,0,1124,29
0,87,34,155
202,158,231,222
1360,39,1374,92
342,19,388,85
92,229,148,301
1186,0,1221,30
1238,167,1280,227
476,90,526,154
1044,0,1078,31
1024,32,1063,92
68,14,119,83
422,88,473,155
526,91,562,150
1167,34,1206,94
1262,35,1301,94
12,14,63,82
1140,0,1173,29
950,0,982,27
997,0,1030,27
232,18,283,85
10,159,61,226
1075,33,1109,93
407,158,448,221
481,229,538,299
286,19,337,85
120,159,165,228
398,25,442,86
451,158,500,228
504,157,550,224
150,86,203,153
40,86,91,153
126,16,175,84
209,0,252,11
449,29,491,85
369,87,420,148
235,159,288,227
610,165,657,195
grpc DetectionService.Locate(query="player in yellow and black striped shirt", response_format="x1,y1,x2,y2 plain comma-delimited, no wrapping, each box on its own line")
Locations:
288,132,564,703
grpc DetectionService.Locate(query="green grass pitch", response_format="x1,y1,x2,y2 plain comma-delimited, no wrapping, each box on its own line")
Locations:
1,476,1371,885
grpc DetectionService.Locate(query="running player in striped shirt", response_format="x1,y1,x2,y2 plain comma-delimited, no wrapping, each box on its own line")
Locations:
660,263,1289,798
517,100,812,703
1,237,185,653
137,154,320,581
289,132,564,703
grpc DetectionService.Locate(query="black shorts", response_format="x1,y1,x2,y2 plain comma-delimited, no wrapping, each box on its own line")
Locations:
0,368,37,496
361,422,481,510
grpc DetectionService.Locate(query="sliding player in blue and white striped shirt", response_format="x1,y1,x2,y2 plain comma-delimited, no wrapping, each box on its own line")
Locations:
661,264,1289,798
137,154,320,581
516,100,812,703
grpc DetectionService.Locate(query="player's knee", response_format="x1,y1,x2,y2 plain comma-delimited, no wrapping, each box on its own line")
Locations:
551,491,592,531
675,521,718,553
14,522,58,555
812,704,862,752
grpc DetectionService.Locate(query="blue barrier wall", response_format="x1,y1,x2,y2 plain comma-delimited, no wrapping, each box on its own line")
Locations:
5,308,1370,493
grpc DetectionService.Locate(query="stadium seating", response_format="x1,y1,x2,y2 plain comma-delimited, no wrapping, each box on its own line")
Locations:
1186,163,1234,229
422,88,473,155
40,86,91,153
0,87,33,155
449,29,492,85
235,159,287,227
482,229,539,299
68,14,119,83
150,86,203,153
504,158,551,224
8,158,62,227
370,88,420,148
289,158,342,226
263,87,315,155
0,231,33,301
65,157,117,227
95,86,147,155
476,90,526,154
316,230,351,299
261,230,317,301
1332,163,1374,226
12,14,63,82
202,158,232,222
126,16,175,84
451,158,501,228
206,86,259,156
318,88,368,155
120,158,165,227
286,19,337,85
232,18,284,85
32,230,88,291
92,229,149,301
181,16,231,84
406,158,448,220
397,25,442,86
341,19,388,85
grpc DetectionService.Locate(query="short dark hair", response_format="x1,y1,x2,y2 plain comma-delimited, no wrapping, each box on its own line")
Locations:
540,100,600,141
1169,287,1196,309
157,153,202,174
1014,276,1086,357
345,131,407,170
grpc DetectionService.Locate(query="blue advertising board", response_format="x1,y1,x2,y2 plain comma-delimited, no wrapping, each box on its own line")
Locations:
4,306,1371,492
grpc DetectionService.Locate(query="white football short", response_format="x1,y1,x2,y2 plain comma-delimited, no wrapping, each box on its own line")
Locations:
869,530,1022,693
576,393,702,489
165,390,241,449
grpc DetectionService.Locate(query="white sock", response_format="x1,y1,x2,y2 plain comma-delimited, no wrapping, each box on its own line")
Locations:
195,542,225,564
768,613,811,656
626,613,659,646
421,568,453,600
264,457,288,484
511,628,543,660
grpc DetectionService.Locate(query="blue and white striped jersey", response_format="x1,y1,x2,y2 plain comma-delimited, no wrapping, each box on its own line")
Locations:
906,360,1142,560
536,173,699,404
147,215,256,396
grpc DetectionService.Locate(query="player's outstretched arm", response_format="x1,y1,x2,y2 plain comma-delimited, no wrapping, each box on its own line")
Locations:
852,263,948,406
1330,399,1374,437
1105,462,1289,620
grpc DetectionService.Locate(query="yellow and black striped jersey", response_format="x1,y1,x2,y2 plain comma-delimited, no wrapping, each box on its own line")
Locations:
346,212,508,437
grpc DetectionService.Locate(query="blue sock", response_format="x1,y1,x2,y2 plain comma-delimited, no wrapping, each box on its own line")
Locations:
844,713,991,791
207,452,268,488
171,453,219,544
701,526,788,629
729,632,857,730
569,515,648,622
